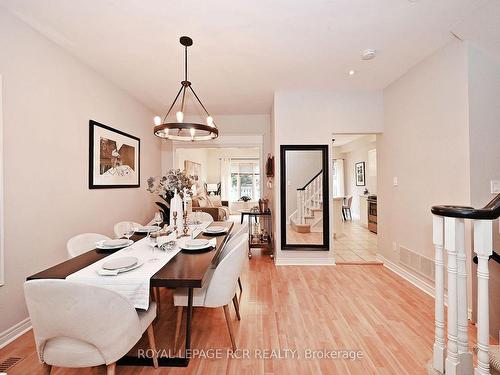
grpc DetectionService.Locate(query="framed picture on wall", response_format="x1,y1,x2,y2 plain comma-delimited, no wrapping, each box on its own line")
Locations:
184,160,202,183
89,120,140,189
355,161,366,186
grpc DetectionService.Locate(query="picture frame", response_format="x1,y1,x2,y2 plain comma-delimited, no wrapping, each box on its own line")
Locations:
89,120,140,189
184,160,202,183
355,161,366,186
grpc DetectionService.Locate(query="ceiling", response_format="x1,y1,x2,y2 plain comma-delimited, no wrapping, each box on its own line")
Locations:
0,0,494,115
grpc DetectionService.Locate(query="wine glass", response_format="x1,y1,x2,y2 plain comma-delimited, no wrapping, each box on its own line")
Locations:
123,222,135,242
154,211,163,230
148,232,159,263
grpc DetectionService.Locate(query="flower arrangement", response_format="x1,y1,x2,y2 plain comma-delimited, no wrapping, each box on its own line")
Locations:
147,169,195,222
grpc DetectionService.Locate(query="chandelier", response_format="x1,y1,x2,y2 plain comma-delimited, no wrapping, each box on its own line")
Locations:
153,36,218,141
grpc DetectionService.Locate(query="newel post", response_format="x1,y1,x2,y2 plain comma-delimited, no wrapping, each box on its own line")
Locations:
444,217,461,375
432,215,446,373
474,219,492,375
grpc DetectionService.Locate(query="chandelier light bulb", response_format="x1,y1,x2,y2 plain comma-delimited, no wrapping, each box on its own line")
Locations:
190,128,195,138
154,116,162,126
176,111,184,122
206,116,214,127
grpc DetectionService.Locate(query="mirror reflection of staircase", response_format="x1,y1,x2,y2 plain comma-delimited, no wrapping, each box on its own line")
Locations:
289,170,323,234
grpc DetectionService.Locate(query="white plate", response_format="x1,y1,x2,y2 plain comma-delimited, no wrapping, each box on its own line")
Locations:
103,239,130,247
97,261,144,276
102,256,138,270
96,239,133,249
134,226,160,233
181,239,211,251
204,226,227,233
186,239,209,247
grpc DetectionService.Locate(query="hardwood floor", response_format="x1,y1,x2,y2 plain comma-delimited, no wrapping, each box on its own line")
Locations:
0,251,482,375
334,220,380,264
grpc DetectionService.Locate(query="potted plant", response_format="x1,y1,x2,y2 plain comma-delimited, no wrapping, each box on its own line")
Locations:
147,169,194,224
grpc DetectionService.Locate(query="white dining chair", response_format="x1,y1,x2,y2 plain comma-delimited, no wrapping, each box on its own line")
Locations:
24,280,158,375
173,236,248,351
219,223,248,296
187,211,214,224
114,221,142,238
66,233,110,258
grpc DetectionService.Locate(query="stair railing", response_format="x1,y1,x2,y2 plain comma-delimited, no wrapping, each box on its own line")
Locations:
294,170,323,225
430,194,500,375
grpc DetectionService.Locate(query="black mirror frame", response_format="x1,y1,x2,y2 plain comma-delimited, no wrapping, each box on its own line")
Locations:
280,144,330,251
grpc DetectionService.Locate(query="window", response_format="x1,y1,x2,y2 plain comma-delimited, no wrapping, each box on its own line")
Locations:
230,160,260,202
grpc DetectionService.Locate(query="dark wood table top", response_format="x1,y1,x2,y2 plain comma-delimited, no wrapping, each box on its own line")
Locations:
27,221,234,288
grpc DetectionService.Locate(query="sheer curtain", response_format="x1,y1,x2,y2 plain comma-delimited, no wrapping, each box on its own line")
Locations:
333,159,345,197
220,157,232,201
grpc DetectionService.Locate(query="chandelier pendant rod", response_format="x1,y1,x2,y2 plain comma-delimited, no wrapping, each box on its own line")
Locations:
163,85,183,123
188,86,212,118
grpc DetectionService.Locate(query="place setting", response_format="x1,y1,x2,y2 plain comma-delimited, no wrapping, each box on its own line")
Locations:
97,256,144,276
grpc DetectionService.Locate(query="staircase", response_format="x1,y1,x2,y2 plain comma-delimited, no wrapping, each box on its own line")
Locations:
428,194,500,375
289,170,323,233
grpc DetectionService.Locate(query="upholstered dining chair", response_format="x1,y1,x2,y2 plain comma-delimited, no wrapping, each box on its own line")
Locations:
173,236,248,351
24,280,158,375
113,221,142,238
187,211,214,224
66,233,110,258
218,223,248,296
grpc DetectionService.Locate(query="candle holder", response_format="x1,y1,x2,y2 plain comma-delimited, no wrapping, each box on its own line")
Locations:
182,211,189,237
173,211,178,237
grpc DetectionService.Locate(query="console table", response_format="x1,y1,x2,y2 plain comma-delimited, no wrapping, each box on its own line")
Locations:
239,210,273,259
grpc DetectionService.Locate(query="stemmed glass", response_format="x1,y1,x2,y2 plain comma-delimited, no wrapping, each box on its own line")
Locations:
154,211,163,231
148,232,159,262
123,222,135,242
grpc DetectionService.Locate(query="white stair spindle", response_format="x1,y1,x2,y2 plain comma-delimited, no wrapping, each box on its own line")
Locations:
444,217,461,375
432,215,446,373
474,219,493,375
456,218,473,374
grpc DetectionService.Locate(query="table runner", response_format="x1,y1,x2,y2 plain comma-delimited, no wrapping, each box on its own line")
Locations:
66,222,211,309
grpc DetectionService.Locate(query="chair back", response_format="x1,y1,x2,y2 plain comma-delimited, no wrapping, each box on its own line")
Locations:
218,223,248,263
347,196,353,208
66,233,110,258
24,280,142,365
188,212,214,224
204,236,248,307
114,221,142,238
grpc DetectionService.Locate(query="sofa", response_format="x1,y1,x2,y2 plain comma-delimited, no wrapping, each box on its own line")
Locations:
192,195,231,221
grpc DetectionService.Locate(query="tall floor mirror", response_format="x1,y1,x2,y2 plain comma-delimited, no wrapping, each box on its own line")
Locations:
280,145,329,250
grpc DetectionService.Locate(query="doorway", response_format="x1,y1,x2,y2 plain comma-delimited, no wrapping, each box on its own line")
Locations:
332,134,380,264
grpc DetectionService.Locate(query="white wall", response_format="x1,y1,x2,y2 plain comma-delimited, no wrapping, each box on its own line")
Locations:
467,44,500,335
0,9,161,334
272,90,384,264
378,39,470,270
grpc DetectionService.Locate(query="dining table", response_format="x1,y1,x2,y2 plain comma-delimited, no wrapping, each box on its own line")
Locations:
26,220,234,368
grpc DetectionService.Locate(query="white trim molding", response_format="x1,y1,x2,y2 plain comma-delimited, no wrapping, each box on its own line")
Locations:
0,74,4,286
377,254,435,297
377,255,472,320
0,318,31,349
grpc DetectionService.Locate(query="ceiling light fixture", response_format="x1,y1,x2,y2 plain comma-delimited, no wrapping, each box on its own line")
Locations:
153,36,218,141
348,69,356,76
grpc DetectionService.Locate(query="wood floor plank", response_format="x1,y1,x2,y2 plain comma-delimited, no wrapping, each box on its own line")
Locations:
1,253,491,374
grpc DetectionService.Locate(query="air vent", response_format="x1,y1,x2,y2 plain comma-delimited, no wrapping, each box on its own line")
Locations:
0,357,22,372
399,246,435,281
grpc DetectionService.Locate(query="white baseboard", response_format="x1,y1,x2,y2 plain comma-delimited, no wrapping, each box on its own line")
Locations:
275,257,336,266
0,318,31,349
378,255,472,320
378,255,436,298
